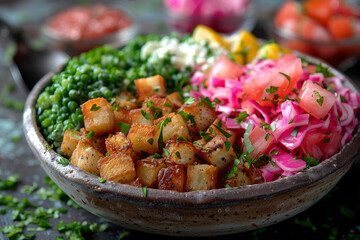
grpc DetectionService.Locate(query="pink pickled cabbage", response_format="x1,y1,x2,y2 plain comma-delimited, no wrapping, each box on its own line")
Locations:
188,55,360,183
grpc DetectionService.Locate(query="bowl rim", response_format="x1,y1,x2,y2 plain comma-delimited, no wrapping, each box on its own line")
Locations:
23,50,360,208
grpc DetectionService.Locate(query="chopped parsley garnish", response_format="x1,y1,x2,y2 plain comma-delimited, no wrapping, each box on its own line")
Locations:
147,138,154,145
177,137,190,142
86,131,95,139
163,148,170,157
243,124,254,154
142,186,148,198
291,126,300,138
315,63,334,78
99,178,106,183
265,86,279,94
279,72,291,88
157,116,172,149
235,111,249,124
56,158,70,166
184,97,196,105
313,90,324,106
199,130,213,141
90,104,101,111
200,96,216,109
260,122,271,130
253,154,271,168
224,141,231,152
324,138,330,143
175,152,181,159
177,110,196,126
340,95,348,103
0,174,19,190
117,122,131,135
164,102,173,108
212,121,232,138
141,109,151,120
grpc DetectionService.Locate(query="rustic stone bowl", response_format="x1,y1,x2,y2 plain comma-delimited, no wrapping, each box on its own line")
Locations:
23,54,360,237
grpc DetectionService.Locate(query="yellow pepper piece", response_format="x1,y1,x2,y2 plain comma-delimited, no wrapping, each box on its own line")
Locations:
229,30,259,65
257,42,292,60
193,25,229,50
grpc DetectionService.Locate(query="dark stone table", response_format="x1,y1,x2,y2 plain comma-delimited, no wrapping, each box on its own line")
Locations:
1,0,360,239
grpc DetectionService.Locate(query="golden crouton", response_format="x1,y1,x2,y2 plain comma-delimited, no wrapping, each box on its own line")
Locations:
166,92,183,109
153,113,191,144
158,165,186,192
134,75,166,102
129,108,154,126
61,129,82,157
105,132,132,155
81,98,115,136
98,153,136,183
185,164,219,191
136,157,166,187
201,135,235,171
113,90,140,110
71,139,104,175
142,96,174,116
223,162,264,187
113,108,131,132
127,123,159,155
178,101,217,133
80,128,107,155
165,140,198,167
206,119,238,144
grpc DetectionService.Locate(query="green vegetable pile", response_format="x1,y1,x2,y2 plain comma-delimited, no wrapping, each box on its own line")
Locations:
35,34,192,148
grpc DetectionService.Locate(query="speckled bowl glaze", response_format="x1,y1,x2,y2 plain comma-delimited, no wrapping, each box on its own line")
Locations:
23,54,360,237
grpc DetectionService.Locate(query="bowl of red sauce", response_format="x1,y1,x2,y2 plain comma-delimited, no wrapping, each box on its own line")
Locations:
41,3,139,56
269,0,360,70
163,0,256,34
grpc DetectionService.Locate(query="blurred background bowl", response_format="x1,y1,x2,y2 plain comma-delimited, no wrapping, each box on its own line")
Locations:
268,21,360,70
40,2,139,57
266,0,360,70
163,0,256,34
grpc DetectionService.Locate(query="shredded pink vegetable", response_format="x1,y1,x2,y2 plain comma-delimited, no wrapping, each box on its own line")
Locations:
188,55,360,183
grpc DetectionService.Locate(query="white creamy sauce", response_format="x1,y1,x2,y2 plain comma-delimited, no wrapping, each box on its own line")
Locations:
141,36,228,72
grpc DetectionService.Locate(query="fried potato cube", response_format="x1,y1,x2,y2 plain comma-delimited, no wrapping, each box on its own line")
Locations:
223,163,252,187
127,123,159,155
81,98,115,136
136,157,166,187
166,92,183,109
158,165,186,192
154,113,191,144
80,128,107,155
98,153,136,183
129,108,154,126
71,140,104,175
134,75,166,102
105,132,132,155
185,164,219,191
201,135,235,171
61,129,82,157
178,101,217,133
206,118,238,144
223,163,264,187
113,108,131,132
114,90,140,110
165,140,198,167
142,96,174,116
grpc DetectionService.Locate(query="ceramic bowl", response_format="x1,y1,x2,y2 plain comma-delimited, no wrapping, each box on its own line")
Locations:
23,54,360,237
39,3,139,57
267,19,360,70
